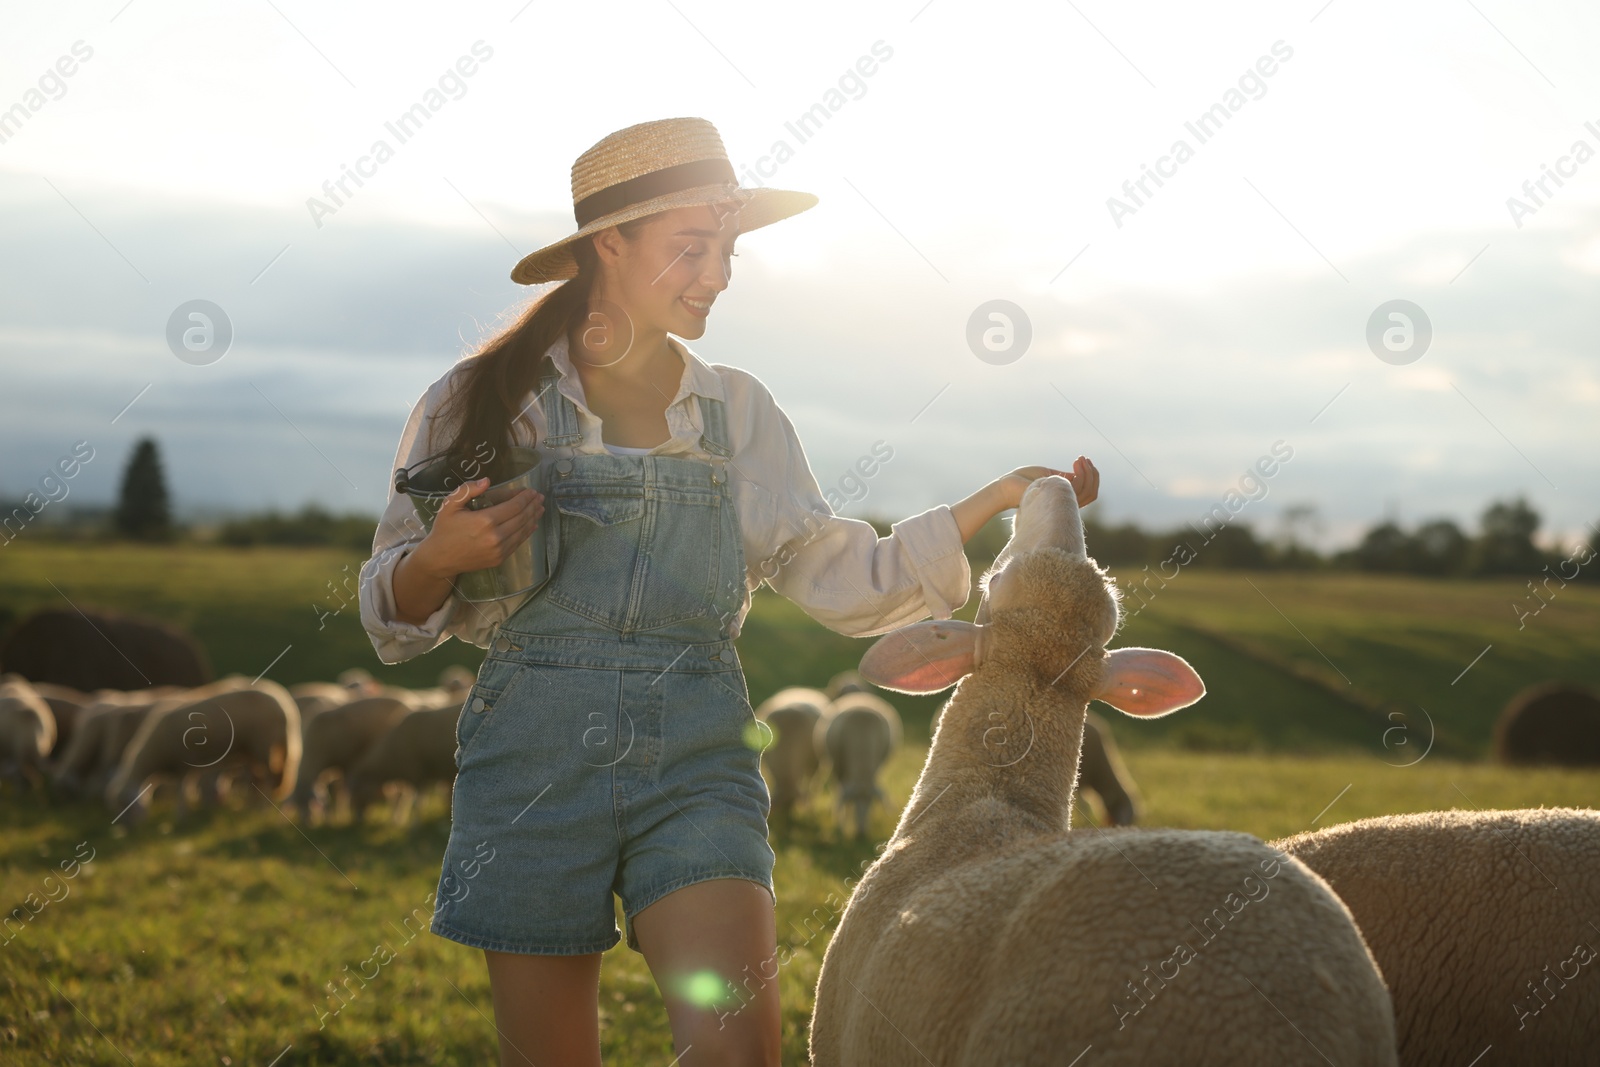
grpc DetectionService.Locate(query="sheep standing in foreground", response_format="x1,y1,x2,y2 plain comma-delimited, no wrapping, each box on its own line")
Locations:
809,476,1396,1066
1275,807,1600,1065
104,680,301,821
345,704,457,824
753,687,831,823
819,691,901,839
0,679,56,788
1077,710,1142,826
290,695,412,823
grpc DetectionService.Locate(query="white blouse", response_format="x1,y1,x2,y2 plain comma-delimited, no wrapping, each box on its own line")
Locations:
357,331,973,665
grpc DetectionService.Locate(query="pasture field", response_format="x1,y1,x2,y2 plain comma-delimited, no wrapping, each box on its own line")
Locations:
3,750,1597,1065
2,542,1596,753
1,542,1597,1062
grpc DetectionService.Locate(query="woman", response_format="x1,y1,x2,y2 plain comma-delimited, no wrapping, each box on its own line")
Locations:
359,117,1098,1066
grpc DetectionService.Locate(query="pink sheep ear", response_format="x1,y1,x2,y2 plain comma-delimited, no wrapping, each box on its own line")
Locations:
859,621,982,694
1093,648,1205,717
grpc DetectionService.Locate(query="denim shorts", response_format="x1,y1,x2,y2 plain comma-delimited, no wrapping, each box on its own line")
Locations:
428,434,774,956
430,635,774,954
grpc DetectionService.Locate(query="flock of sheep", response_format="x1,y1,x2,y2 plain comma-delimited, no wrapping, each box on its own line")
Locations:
755,673,1143,838
0,665,475,825
806,475,1599,1066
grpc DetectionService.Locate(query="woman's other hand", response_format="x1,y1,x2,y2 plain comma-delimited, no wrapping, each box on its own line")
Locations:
411,479,544,580
996,456,1099,511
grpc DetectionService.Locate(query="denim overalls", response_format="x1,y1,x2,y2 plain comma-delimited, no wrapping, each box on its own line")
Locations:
430,354,775,956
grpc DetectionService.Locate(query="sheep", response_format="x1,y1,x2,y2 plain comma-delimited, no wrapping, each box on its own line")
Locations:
824,669,868,699
345,704,458,825
1493,681,1600,766
337,667,384,698
818,691,902,840
290,681,352,723
104,679,301,822
1275,807,1600,1065
438,664,475,702
50,689,187,800
1077,710,1142,826
809,475,1397,1066
754,686,831,822
0,607,211,690
0,675,88,758
290,695,412,823
25,680,90,759
0,679,56,788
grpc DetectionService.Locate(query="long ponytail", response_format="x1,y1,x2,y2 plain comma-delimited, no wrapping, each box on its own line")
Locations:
430,217,646,483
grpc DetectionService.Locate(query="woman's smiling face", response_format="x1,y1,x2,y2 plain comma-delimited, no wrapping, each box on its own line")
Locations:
601,202,742,341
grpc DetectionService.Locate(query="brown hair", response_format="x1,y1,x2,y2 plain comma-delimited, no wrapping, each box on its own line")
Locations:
430,217,648,484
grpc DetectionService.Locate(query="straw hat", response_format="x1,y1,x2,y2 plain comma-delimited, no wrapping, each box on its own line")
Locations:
510,117,818,285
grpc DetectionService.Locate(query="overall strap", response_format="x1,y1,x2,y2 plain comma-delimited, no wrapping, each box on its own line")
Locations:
536,355,583,450
695,394,734,458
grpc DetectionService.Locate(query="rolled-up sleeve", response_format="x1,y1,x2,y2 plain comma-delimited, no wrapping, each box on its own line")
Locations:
357,371,526,664
734,377,972,638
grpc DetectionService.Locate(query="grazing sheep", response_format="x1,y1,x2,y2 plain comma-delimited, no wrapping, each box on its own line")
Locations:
289,681,351,722
819,691,902,840
438,664,475,702
0,607,211,690
337,667,383,698
290,695,412,823
1276,807,1600,1066
825,669,868,699
50,690,187,800
104,680,301,821
1493,681,1600,766
345,704,458,825
24,680,90,758
754,686,831,822
0,679,56,787
1078,710,1142,826
809,476,1396,1066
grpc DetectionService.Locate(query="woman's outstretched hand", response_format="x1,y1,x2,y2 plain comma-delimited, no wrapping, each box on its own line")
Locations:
996,456,1099,511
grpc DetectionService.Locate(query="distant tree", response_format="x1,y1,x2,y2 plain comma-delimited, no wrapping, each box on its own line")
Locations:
1084,519,1153,566
114,437,173,541
1184,523,1269,569
1272,503,1324,569
1472,497,1544,575
1412,518,1469,575
217,503,377,551
1353,521,1413,572
1589,521,1600,583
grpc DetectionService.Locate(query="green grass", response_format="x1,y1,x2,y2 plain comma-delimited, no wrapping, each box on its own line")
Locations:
1109,568,1600,757
2,544,1599,1062
3,749,1596,1064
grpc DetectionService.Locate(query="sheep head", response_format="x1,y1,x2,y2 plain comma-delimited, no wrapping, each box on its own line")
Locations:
859,475,1204,718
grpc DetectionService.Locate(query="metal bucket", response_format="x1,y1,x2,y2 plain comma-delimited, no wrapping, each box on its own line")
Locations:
393,445,558,603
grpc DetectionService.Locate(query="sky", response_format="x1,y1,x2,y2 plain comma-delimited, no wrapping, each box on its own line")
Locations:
2,0,1597,551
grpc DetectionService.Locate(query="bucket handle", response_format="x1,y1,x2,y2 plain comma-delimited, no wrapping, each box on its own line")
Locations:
392,448,496,498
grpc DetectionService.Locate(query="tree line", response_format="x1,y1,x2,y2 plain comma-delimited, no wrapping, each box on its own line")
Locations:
8,437,1596,581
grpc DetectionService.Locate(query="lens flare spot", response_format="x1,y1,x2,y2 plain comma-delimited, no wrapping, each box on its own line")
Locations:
675,969,737,1007
743,719,773,751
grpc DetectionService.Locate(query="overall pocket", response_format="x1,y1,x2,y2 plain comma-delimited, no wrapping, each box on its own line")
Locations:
543,491,646,630
632,491,721,630
456,654,533,761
